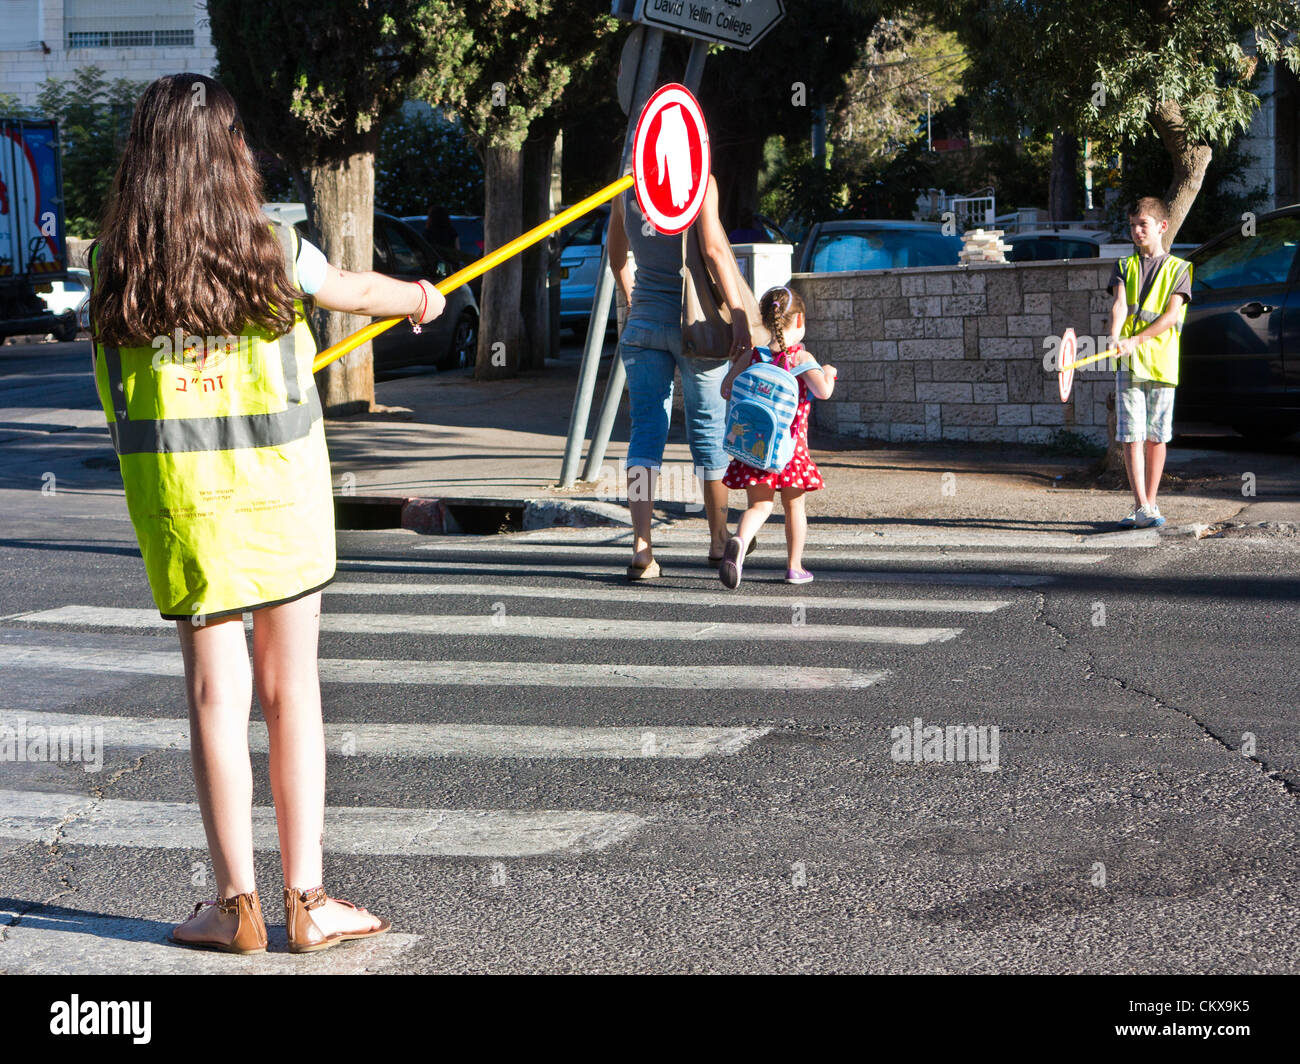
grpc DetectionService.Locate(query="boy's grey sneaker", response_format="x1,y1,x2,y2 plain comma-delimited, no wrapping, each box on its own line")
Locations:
1117,509,1139,528
1135,504,1165,528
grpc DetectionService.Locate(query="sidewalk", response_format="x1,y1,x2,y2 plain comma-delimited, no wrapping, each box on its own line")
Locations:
324,344,1300,540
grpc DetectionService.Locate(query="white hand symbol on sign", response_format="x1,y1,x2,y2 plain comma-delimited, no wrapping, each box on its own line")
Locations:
655,104,693,209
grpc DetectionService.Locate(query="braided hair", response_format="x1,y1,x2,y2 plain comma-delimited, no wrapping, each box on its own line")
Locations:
759,285,806,359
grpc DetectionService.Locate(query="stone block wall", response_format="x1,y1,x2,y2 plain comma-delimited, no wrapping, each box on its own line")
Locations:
791,260,1118,445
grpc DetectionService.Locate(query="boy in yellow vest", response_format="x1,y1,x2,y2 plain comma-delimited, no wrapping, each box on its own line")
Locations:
1106,196,1193,528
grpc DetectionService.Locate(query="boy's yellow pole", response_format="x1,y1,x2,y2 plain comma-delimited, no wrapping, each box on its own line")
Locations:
1063,346,1124,372
311,173,635,374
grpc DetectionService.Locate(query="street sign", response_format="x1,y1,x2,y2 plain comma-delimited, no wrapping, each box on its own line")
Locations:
632,82,710,235
631,0,785,51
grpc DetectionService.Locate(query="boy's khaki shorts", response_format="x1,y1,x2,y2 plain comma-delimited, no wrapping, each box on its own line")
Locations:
1116,370,1175,444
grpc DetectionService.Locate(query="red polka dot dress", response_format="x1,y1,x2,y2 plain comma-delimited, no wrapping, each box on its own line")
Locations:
723,343,825,492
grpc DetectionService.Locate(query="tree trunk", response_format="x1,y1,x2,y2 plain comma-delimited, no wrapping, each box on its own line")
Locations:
309,140,376,415
1150,99,1213,248
520,129,556,371
476,143,524,380
1048,129,1080,222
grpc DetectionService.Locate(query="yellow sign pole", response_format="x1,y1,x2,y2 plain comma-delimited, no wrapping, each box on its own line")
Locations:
311,173,635,374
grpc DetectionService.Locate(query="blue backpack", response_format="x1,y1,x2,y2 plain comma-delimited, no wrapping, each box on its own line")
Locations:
723,348,817,472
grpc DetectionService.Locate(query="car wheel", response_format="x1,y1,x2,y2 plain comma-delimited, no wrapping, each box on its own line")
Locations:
54,319,79,342
442,309,477,370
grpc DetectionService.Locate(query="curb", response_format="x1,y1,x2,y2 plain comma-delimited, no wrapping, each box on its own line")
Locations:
335,494,631,535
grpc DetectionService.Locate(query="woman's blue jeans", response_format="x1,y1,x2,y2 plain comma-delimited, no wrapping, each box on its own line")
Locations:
618,316,729,480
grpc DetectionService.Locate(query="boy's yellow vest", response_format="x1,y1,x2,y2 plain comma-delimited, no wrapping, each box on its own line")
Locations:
1118,252,1191,386
91,222,335,619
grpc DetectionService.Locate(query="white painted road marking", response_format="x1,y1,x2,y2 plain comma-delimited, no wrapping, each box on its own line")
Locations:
6,605,962,644
0,910,421,974
324,581,1011,613
339,558,1056,586
0,641,888,689
0,789,645,857
0,710,772,759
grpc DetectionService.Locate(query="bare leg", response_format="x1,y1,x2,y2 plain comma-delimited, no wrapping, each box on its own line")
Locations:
1144,440,1166,507
736,485,775,547
628,464,657,568
700,476,730,557
175,614,255,899
782,488,807,571
1122,441,1148,509
254,591,378,935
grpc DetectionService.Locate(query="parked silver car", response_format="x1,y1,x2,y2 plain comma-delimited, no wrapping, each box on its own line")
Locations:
794,220,963,272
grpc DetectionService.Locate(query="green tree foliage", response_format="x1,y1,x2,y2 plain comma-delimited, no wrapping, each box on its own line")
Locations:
207,0,471,412
412,1,618,379
697,0,888,224
935,0,1300,241
31,67,144,238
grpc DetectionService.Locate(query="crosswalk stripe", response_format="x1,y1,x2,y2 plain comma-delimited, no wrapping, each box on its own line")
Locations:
0,914,421,974
0,710,772,759
0,789,645,857
0,641,888,689
339,558,1055,586
411,542,1110,565
5,606,962,645
462,527,1133,550
324,581,1011,613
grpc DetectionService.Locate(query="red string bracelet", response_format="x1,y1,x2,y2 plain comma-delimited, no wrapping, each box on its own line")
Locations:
409,281,428,334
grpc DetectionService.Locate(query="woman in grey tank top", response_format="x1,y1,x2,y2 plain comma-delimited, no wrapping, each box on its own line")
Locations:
609,172,753,579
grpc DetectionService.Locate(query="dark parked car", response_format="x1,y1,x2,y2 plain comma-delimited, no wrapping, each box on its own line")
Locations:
1176,204,1300,441
266,204,478,377
402,213,484,301
794,220,963,273
1003,229,1113,261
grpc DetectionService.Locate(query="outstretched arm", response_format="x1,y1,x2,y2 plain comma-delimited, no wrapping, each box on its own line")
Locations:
313,264,445,324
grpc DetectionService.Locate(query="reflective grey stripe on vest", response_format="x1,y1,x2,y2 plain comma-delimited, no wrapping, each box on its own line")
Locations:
102,221,319,455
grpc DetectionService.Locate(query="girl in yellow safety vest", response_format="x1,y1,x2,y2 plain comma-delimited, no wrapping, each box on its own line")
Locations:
90,74,445,954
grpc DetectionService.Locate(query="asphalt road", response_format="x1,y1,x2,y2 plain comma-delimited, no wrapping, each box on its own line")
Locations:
1,338,1298,975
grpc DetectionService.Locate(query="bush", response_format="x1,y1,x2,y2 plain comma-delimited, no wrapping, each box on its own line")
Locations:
376,106,483,217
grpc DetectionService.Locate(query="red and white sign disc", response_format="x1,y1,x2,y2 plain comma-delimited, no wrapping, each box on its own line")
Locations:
633,83,710,235
1058,327,1077,403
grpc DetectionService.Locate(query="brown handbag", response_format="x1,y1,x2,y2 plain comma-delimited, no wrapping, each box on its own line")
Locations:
680,223,768,360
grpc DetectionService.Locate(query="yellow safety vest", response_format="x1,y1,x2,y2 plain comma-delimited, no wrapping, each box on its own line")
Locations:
1119,252,1191,386
91,221,335,620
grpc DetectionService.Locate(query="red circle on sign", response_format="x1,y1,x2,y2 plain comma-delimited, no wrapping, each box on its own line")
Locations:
1059,327,1077,402
633,83,710,235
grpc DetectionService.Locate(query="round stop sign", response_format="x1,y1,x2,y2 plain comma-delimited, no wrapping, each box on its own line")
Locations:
633,83,710,235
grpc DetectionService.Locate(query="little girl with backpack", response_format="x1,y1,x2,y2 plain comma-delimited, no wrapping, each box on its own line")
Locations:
718,286,836,588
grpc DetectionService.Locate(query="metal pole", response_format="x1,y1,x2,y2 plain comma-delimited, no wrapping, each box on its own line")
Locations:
557,27,664,488
581,37,709,484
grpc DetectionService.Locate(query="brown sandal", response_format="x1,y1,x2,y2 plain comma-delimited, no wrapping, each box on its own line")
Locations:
168,890,268,955
284,886,391,954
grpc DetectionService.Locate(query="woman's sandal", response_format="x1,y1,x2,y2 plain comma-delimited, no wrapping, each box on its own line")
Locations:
167,890,268,955
284,885,391,954
626,558,661,581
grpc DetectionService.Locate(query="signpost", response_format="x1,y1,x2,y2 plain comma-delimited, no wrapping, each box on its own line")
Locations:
631,0,786,50
558,3,786,488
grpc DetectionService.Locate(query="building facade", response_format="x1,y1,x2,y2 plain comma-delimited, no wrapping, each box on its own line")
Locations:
0,0,217,106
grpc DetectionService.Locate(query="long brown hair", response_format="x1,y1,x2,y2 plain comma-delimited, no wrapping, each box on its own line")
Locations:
759,285,805,356
91,74,301,346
